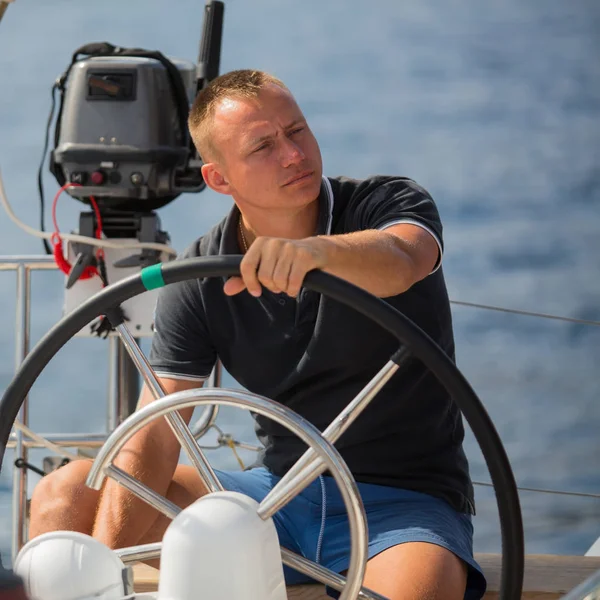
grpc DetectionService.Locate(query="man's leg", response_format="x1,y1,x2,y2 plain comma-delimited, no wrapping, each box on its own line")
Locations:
29,460,99,538
361,542,467,600
29,460,208,564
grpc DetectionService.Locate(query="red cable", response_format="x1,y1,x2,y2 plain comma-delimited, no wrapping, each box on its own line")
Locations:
51,182,105,280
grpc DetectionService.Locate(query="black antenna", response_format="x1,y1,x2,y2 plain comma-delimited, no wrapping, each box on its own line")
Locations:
196,1,225,93
0,1,13,27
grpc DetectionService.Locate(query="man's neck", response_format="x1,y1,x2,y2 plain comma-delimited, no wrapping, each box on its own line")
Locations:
239,199,320,242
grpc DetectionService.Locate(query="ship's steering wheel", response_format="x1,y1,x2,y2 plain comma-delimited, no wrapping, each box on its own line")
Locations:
0,256,524,599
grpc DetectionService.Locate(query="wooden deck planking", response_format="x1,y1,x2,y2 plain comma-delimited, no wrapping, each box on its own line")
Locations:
133,553,600,599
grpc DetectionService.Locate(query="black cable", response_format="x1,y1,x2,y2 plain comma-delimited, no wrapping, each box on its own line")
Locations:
14,458,45,477
37,83,58,255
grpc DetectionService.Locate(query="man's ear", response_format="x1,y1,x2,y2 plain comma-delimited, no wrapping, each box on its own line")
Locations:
201,163,231,195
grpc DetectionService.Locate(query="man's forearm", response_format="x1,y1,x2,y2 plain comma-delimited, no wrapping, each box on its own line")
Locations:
225,223,438,300
314,230,419,298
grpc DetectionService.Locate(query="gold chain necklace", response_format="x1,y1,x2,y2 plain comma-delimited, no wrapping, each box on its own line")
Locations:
238,216,249,253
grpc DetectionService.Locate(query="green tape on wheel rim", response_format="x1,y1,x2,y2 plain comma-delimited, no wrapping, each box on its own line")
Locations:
140,264,165,290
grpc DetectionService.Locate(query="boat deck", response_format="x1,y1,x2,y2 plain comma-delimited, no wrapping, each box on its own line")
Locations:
133,552,600,599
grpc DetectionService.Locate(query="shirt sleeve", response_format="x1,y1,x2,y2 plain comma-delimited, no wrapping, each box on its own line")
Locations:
148,278,217,381
344,176,444,272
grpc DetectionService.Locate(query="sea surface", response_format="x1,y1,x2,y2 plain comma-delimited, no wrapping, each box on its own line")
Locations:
0,0,599,567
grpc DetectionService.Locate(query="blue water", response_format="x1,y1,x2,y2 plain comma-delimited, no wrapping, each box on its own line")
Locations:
0,0,599,565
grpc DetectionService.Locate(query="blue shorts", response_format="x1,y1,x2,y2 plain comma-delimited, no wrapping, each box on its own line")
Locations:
215,467,487,599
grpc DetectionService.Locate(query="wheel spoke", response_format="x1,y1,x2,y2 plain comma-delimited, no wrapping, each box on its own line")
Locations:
281,549,388,600
116,542,162,564
190,361,221,439
257,356,404,520
114,322,223,492
106,464,181,519
116,542,386,600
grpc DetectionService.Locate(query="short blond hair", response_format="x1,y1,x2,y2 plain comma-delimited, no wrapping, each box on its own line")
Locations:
188,69,288,161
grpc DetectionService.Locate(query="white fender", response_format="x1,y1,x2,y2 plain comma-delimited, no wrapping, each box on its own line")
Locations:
158,491,287,600
14,531,131,600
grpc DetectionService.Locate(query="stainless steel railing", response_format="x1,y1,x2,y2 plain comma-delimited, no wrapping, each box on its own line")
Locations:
1,256,55,559
1,255,220,561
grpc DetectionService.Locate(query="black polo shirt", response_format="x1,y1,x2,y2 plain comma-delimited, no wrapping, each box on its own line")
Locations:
149,175,475,514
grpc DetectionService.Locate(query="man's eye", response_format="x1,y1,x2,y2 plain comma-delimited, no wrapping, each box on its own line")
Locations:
289,127,304,136
254,143,270,153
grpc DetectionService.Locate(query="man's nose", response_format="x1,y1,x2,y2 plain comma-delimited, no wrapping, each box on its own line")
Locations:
279,137,305,167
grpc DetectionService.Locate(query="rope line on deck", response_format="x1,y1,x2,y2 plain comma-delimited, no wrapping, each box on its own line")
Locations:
450,300,600,328
472,480,600,500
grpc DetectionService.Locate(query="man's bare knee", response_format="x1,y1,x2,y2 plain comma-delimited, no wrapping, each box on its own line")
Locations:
31,459,93,505
29,459,98,538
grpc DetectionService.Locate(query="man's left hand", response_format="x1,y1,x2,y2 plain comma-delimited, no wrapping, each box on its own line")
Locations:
224,237,328,298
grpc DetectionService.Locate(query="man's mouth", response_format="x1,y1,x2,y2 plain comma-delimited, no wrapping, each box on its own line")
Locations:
282,171,314,186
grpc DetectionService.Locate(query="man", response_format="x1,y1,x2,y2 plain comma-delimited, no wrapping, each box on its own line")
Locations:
29,70,486,599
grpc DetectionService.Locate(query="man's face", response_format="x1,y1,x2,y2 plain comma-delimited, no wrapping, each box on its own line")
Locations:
200,84,323,210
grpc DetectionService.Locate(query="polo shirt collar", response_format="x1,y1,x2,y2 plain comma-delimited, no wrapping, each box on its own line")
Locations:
218,175,334,256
